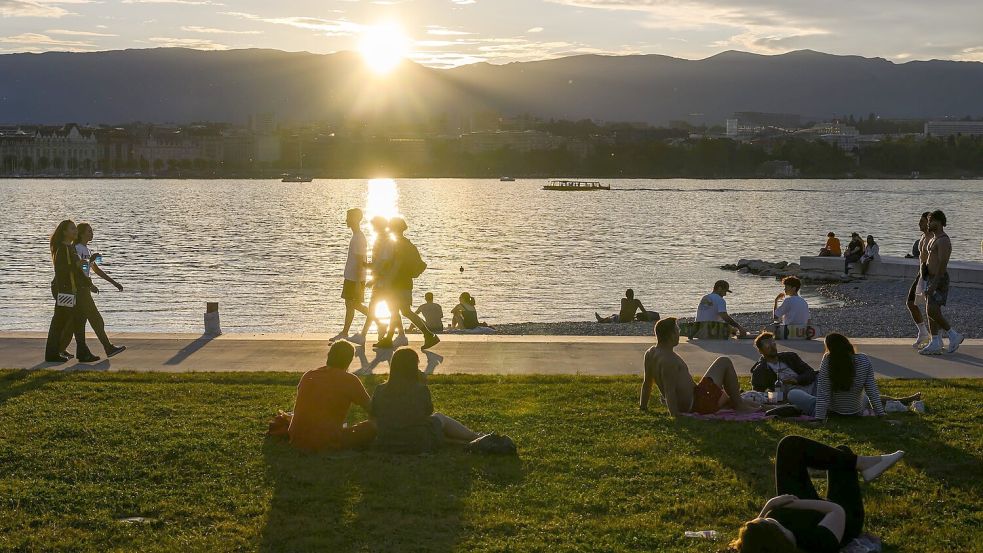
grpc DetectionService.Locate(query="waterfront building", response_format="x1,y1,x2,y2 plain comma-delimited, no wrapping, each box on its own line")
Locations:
924,120,983,138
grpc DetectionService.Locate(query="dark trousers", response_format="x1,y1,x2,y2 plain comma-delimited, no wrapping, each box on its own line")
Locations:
844,253,862,273
45,304,92,359
775,435,864,543
60,288,112,353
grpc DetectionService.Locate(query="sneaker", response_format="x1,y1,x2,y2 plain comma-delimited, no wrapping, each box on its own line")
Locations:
912,332,931,349
328,332,347,343
77,354,101,363
373,337,394,349
946,331,964,354
884,400,907,413
862,451,905,482
421,334,441,350
106,345,126,358
393,334,409,348
60,351,75,359
347,333,366,346
45,355,70,363
910,401,926,414
765,405,803,418
918,340,943,355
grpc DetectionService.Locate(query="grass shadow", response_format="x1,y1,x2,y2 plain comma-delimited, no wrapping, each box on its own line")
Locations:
0,369,68,406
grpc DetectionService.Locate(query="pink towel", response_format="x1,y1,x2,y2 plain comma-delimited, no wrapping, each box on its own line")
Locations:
681,409,772,422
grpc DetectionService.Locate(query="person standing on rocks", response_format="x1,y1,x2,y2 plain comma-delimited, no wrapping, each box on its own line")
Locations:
919,210,964,355
907,212,932,348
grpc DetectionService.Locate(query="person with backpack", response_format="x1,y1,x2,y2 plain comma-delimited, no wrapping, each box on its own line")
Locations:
373,216,440,350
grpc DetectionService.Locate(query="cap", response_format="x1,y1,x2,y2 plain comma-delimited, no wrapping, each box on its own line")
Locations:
714,279,732,293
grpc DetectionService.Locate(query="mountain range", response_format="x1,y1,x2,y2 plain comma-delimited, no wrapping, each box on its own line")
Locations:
2,48,982,126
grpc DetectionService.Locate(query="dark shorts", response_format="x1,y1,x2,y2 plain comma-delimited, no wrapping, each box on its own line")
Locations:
927,272,950,306
341,280,365,302
692,376,724,414
389,287,412,309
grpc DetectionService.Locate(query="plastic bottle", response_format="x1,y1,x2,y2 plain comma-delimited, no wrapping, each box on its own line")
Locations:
684,530,718,540
774,379,784,402
93,254,103,264
81,260,90,275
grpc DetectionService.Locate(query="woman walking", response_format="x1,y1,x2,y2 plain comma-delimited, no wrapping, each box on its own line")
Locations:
59,223,126,358
730,435,904,553
44,220,98,363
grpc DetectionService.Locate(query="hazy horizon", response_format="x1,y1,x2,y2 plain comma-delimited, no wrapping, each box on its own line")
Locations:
2,0,982,68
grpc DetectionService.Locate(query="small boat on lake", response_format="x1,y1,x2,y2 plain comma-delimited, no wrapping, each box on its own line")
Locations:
542,179,609,191
281,174,313,183
499,176,516,182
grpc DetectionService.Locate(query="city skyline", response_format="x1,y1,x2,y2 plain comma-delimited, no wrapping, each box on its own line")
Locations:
1,0,982,68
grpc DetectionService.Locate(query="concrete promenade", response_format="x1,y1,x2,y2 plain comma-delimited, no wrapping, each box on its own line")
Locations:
1,332,981,378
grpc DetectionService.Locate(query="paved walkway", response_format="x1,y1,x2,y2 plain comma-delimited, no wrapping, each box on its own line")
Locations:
2,332,981,379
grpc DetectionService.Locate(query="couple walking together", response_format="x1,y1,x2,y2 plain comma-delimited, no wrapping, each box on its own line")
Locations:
334,208,440,350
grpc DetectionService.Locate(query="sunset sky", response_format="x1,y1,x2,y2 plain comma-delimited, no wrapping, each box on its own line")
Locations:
2,0,982,67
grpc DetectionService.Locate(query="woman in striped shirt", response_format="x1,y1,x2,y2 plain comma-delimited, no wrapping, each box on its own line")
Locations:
788,334,891,419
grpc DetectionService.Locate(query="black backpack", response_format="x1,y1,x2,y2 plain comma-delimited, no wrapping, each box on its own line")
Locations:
464,433,518,456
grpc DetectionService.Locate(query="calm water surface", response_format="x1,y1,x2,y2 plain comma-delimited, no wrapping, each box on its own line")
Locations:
1,179,980,333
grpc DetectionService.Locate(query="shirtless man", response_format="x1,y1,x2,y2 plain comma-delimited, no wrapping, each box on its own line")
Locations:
919,210,964,355
907,212,931,348
640,317,761,416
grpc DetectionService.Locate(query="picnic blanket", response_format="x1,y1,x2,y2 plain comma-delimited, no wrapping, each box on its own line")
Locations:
681,408,879,422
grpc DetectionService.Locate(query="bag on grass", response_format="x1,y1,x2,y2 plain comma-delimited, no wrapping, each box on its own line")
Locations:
464,433,517,456
267,410,292,437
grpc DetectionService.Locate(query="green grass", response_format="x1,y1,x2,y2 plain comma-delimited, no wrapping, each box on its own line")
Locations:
0,371,980,552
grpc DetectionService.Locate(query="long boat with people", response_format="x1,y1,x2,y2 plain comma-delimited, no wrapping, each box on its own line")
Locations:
542,179,610,191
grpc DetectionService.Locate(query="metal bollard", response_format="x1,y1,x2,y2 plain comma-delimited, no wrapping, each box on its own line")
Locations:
204,302,222,335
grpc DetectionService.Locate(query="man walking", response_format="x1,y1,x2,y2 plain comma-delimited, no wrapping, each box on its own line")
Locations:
375,216,440,350
919,210,964,355
907,212,932,348
333,208,382,345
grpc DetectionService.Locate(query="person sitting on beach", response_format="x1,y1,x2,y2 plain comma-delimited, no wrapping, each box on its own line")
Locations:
451,292,493,330
694,280,748,337
785,333,920,419
640,317,761,416
412,292,444,333
287,340,376,452
730,435,905,553
819,232,841,257
858,235,880,277
843,233,865,274
595,288,659,323
773,276,810,327
750,331,817,393
371,348,482,454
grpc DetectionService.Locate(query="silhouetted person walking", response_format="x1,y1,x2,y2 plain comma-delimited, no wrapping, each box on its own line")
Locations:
375,217,440,350
44,220,98,363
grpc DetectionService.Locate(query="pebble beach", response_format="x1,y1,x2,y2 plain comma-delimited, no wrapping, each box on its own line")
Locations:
493,279,982,339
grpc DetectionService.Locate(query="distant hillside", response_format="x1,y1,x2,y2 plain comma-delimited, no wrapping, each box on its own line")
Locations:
2,48,983,125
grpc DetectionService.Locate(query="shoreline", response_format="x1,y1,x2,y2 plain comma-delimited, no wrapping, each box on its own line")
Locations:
491,280,983,338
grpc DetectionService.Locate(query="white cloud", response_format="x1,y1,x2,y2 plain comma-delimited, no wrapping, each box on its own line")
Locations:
0,31,96,50
450,0,476,4
426,25,471,36
527,27,544,33
147,36,228,49
46,28,117,36
222,11,363,36
122,0,222,5
181,25,261,34
0,1,72,18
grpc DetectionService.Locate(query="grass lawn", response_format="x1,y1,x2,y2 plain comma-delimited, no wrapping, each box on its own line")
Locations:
0,370,980,552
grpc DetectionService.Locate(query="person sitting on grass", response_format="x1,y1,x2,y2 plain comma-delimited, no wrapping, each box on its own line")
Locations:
818,232,841,257
595,288,659,323
750,331,817,393
730,435,904,553
773,276,810,327
371,348,482,454
785,333,920,419
640,317,761,416
287,340,376,453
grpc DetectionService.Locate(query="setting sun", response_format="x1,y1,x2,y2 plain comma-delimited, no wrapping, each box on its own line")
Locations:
359,23,410,74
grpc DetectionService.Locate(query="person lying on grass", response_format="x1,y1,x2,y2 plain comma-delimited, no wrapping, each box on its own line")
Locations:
640,317,761,416
287,340,376,452
730,435,904,553
371,348,482,454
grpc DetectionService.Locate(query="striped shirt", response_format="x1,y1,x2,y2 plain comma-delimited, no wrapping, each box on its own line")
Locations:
814,353,884,419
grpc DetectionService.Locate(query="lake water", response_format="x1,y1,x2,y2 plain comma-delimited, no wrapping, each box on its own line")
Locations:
1,178,980,333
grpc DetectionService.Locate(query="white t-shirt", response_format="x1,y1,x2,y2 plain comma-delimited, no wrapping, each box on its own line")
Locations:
695,292,727,322
775,295,810,326
344,230,367,282
75,243,91,277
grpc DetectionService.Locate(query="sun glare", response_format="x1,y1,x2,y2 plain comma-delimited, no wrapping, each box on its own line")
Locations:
359,23,410,74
